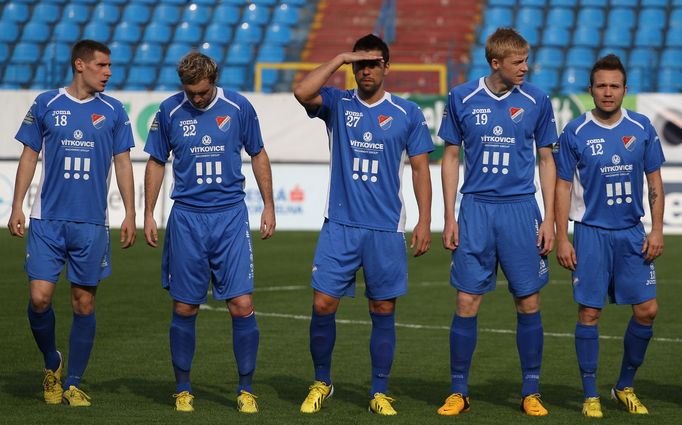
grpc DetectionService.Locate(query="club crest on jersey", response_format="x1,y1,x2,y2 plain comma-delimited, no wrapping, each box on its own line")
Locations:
91,114,106,129
216,115,231,132
509,107,524,123
622,135,636,151
379,114,393,130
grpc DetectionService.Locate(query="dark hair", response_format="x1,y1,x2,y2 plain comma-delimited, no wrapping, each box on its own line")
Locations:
71,40,110,73
177,51,219,85
590,54,627,87
353,34,390,63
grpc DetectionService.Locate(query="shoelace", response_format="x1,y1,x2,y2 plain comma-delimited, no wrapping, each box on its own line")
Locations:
43,371,59,388
68,388,91,402
306,384,327,401
240,392,258,406
445,393,464,406
375,394,396,405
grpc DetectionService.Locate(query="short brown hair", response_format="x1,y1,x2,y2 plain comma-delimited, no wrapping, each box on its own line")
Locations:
485,27,529,65
590,54,627,87
70,39,110,73
177,51,218,85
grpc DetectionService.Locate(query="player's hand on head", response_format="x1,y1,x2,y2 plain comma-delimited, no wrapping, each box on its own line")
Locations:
343,51,384,64
144,216,159,248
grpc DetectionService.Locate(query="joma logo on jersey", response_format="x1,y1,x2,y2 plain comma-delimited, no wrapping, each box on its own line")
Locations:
379,115,393,130
622,136,636,151
509,107,524,123
91,114,106,129
216,115,231,132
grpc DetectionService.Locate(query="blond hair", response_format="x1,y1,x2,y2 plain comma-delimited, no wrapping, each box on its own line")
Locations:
485,28,529,65
177,51,218,85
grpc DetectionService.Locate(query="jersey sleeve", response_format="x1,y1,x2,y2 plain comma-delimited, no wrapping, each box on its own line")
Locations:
534,94,558,148
406,104,435,157
437,90,463,145
144,109,171,162
240,100,265,157
554,128,578,182
113,102,135,155
643,121,665,174
307,86,341,125
15,98,44,153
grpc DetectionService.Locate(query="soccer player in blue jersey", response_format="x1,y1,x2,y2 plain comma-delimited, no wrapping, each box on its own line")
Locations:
437,28,557,416
555,55,665,418
7,40,136,407
143,52,275,414
293,34,434,416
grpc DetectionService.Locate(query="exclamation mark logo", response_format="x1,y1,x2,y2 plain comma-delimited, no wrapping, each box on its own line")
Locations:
196,162,203,184
196,161,223,184
352,157,378,182
482,151,509,174
606,181,633,205
63,157,90,180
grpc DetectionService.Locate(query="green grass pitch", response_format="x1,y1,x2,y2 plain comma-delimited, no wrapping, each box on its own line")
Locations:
1,230,681,424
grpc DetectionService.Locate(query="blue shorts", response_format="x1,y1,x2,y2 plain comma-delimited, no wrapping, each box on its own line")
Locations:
162,202,254,305
573,222,656,308
451,194,549,297
311,220,408,300
26,219,111,286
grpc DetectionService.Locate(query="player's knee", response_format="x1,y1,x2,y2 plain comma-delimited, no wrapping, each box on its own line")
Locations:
313,298,338,315
578,307,601,325
456,292,481,316
29,296,51,313
71,294,96,315
174,303,199,317
227,296,254,317
369,299,395,314
633,300,658,325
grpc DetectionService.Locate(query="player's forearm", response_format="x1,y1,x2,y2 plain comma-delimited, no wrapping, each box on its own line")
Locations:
114,151,136,217
293,54,346,105
251,149,274,209
12,146,39,210
144,158,165,217
647,170,665,232
538,147,557,222
411,154,432,224
441,145,460,220
554,179,572,241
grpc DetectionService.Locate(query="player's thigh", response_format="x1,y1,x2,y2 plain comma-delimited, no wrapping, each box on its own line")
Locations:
25,219,67,284
451,196,497,294
162,207,211,304
210,203,254,300
65,222,111,286
572,222,612,309
612,224,656,305
496,199,548,297
362,229,408,300
311,221,362,298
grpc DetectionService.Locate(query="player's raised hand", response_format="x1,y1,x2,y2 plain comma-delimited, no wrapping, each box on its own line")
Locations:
536,220,555,256
642,229,664,262
7,208,26,237
410,220,431,257
341,51,385,65
260,205,276,240
442,217,459,251
144,215,159,248
556,239,577,271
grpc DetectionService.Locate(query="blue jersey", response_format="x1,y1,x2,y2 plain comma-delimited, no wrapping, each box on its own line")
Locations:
555,109,665,230
15,88,134,225
310,87,434,232
145,87,264,208
439,77,557,196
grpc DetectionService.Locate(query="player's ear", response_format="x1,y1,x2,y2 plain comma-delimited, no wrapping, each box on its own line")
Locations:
73,58,85,73
383,62,389,76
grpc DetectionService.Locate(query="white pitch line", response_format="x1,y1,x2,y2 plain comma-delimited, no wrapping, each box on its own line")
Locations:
199,305,682,343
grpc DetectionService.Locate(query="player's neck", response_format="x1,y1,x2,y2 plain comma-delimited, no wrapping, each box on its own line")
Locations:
66,81,97,101
357,87,385,105
484,75,513,96
591,107,622,126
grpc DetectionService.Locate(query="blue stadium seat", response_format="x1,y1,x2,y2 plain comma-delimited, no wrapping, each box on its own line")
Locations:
134,42,163,65
607,8,635,29
546,8,574,28
0,42,9,62
31,64,49,88
199,42,224,63
639,8,666,29
204,23,233,45
174,22,201,43
488,0,515,5
660,48,682,68
478,25,498,44
667,27,682,47
264,24,291,45
467,65,489,80
31,3,61,24
125,66,157,90
627,67,651,93
657,68,682,92
484,7,513,27
128,0,156,4
221,66,248,89
152,4,181,25
542,28,570,47
257,44,285,62
251,0,277,5
11,41,40,63
165,42,191,65
43,42,71,64
519,0,547,5
143,22,172,44
234,23,263,44
221,0,248,4
226,43,254,65
635,28,663,47
581,0,607,6
629,48,658,69
517,27,539,45
157,65,180,89
22,22,50,43
53,22,81,43
183,4,211,25
62,3,90,24
273,4,299,25
561,67,590,94
516,7,543,29
114,22,142,43
572,26,601,47
535,47,564,67
0,21,19,42
83,22,111,42
213,5,241,25
70,0,98,4
610,0,637,6
470,46,488,67
603,28,632,48
530,68,558,93
105,0,127,4
285,0,307,4
566,47,595,68
641,0,668,5
244,4,271,26
92,4,120,25
577,8,605,27
109,41,133,63
107,65,126,90
671,9,682,27
2,2,30,23
123,4,151,25
4,64,32,85
549,0,574,6
597,48,627,65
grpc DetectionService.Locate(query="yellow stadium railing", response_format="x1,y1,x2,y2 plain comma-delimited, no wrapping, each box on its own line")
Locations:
254,62,448,95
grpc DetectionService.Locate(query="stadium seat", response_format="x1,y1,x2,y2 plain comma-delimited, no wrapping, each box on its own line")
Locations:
0,42,8,62
488,0,515,5
243,4,271,26
561,67,590,93
629,48,658,69
3,64,32,85
257,44,285,62
152,4,181,25
134,42,163,65
251,0,277,5
668,27,682,47
11,41,40,63
607,8,636,29
542,28,570,47
639,8,666,29
109,41,133,63
221,66,248,89
273,4,299,25
157,66,180,87
165,42,191,65
205,23,233,46
43,42,71,64
31,3,61,24
577,8,605,27
234,23,263,44
549,0,574,6
62,3,90,24
660,48,682,68
183,4,211,25
641,0,668,5
226,43,254,65
221,0,249,4
603,28,632,48
21,22,50,43
70,0,98,4
107,66,126,90
199,42,225,63
546,8,574,28
566,47,595,68
519,0,547,5
92,4,120,25
123,4,151,25
114,22,142,44
657,68,682,92
125,66,157,90
580,0,607,6
83,22,111,42
0,21,19,42
470,46,488,66
174,22,201,44
572,26,601,48
627,67,651,93
536,47,564,68
128,0,155,4
529,68,558,93
53,22,81,43
518,27,539,45
213,5,240,25
671,9,682,28
284,0,307,4
478,25,499,44
264,24,292,45
597,48,627,64
484,7,513,27
516,7,543,29
635,28,663,47
610,0,637,6
2,2,30,23
143,22,172,43
468,65,489,80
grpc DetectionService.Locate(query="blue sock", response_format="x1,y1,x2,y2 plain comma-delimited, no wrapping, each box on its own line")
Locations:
517,311,543,397
170,312,197,394
27,303,60,371
232,312,259,394
310,308,335,385
369,311,395,396
64,312,96,389
575,322,599,398
450,315,477,396
616,317,653,390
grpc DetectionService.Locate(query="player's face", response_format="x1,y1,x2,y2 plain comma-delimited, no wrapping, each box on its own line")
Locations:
183,79,216,109
353,49,389,97
589,69,626,115
492,51,529,87
79,51,112,93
